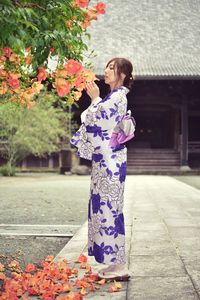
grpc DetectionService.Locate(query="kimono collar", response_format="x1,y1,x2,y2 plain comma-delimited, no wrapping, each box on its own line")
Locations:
112,86,130,95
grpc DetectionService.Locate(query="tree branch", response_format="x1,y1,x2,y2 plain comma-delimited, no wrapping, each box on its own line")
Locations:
12,0,45,10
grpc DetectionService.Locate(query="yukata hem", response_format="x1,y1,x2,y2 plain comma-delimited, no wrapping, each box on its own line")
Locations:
87,252,126,265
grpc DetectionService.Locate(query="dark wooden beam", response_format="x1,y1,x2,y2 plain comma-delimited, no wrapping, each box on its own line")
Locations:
180,96,190,168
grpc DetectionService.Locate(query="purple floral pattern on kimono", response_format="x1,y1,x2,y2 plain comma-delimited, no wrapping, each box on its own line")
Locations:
70,86,129,265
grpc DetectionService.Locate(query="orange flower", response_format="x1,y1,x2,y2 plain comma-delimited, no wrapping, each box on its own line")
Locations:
81,19,91,30
95,2,106,14
25,46,31,52
32,81,44,94
27,287,39,296
9,53,20,64
83,69,99,82
55,78,71,97
75,254,87,263
58,260,68,272
3,47,12,58
75,0,89,8
50,48,55,53
25,55,33,65
56,296,69,300
0,82,8,94
86,7,98,21
37,67,47,81
52,283,63,294
97,278,106,285
7,77,20,90
0,55,7,63
64,59,83,75
85,273,99,282
74,75,85,90
25,264,36,273
8,71,21,79
72,91,82,101
0,69,7,78
80,287,87,295
8,260,19,268
42,292,56,300
65,20,73,28
20,88,35,101
75,279,90,289
108,280,122,292
62,282,72,292
55,68,68,78
72,293,83,300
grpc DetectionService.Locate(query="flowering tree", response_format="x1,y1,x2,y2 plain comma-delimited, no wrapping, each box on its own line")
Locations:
0,0,106,173
0,0,106,107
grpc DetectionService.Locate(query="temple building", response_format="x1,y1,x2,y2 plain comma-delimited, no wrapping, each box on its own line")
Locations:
76,0,200,173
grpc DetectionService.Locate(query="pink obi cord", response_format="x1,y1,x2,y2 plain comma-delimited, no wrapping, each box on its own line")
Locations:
109,132,135,147
109,114,136,147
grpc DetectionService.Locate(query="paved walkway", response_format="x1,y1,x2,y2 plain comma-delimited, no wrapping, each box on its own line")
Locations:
55,175,200,300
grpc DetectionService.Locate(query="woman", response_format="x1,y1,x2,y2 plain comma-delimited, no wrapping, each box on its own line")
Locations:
70,57,134,281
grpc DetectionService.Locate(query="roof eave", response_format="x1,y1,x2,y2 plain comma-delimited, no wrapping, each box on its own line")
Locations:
97,75,200,81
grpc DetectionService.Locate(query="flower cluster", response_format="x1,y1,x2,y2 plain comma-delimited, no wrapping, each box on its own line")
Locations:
52,60,98,101
0,254,122,299
79,2,106,29
0,47,98,108
0,47,42,109
0,1,106,109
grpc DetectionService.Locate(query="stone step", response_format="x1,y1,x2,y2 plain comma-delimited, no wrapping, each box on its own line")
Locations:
127,167,181,174
127,153,180,156
128,163,180,166
127,164,180,168
127,149,179,153
127,158,180,162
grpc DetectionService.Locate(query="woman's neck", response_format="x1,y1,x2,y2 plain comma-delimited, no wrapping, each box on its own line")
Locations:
110,82,123,91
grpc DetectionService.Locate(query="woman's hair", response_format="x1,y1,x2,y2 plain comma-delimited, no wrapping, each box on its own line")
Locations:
106,57,135,89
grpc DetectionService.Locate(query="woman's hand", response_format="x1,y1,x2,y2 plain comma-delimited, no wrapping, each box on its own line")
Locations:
86,81,100,101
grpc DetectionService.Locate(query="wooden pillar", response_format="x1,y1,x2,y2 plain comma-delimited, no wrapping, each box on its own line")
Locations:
180,96,190,170
174,108,179,150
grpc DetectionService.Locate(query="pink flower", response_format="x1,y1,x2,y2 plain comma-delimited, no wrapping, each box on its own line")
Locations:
7,77,20,90
3,47,12,58
64,59,83,75
76,0,89,8
55,78,71,97
37,67,47,81
95,2,106,14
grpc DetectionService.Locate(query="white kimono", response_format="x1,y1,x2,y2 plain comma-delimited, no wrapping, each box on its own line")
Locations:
70,86,129,264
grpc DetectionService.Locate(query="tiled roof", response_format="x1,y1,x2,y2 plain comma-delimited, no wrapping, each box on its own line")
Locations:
87,0,200,79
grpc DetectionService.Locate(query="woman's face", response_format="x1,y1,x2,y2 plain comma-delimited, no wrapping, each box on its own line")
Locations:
104,61,118,86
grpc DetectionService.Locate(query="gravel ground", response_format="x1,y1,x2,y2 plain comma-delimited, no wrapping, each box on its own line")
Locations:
0,173,90,225
0,236,70,270
0,173,90,269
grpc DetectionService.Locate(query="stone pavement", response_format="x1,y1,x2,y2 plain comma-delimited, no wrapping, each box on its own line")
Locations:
55,175,200,300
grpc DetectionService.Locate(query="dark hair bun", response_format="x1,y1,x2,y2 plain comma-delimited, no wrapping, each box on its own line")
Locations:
106,57,135,90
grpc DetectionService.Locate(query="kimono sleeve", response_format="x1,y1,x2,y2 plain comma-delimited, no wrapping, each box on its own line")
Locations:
85,89,127,131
